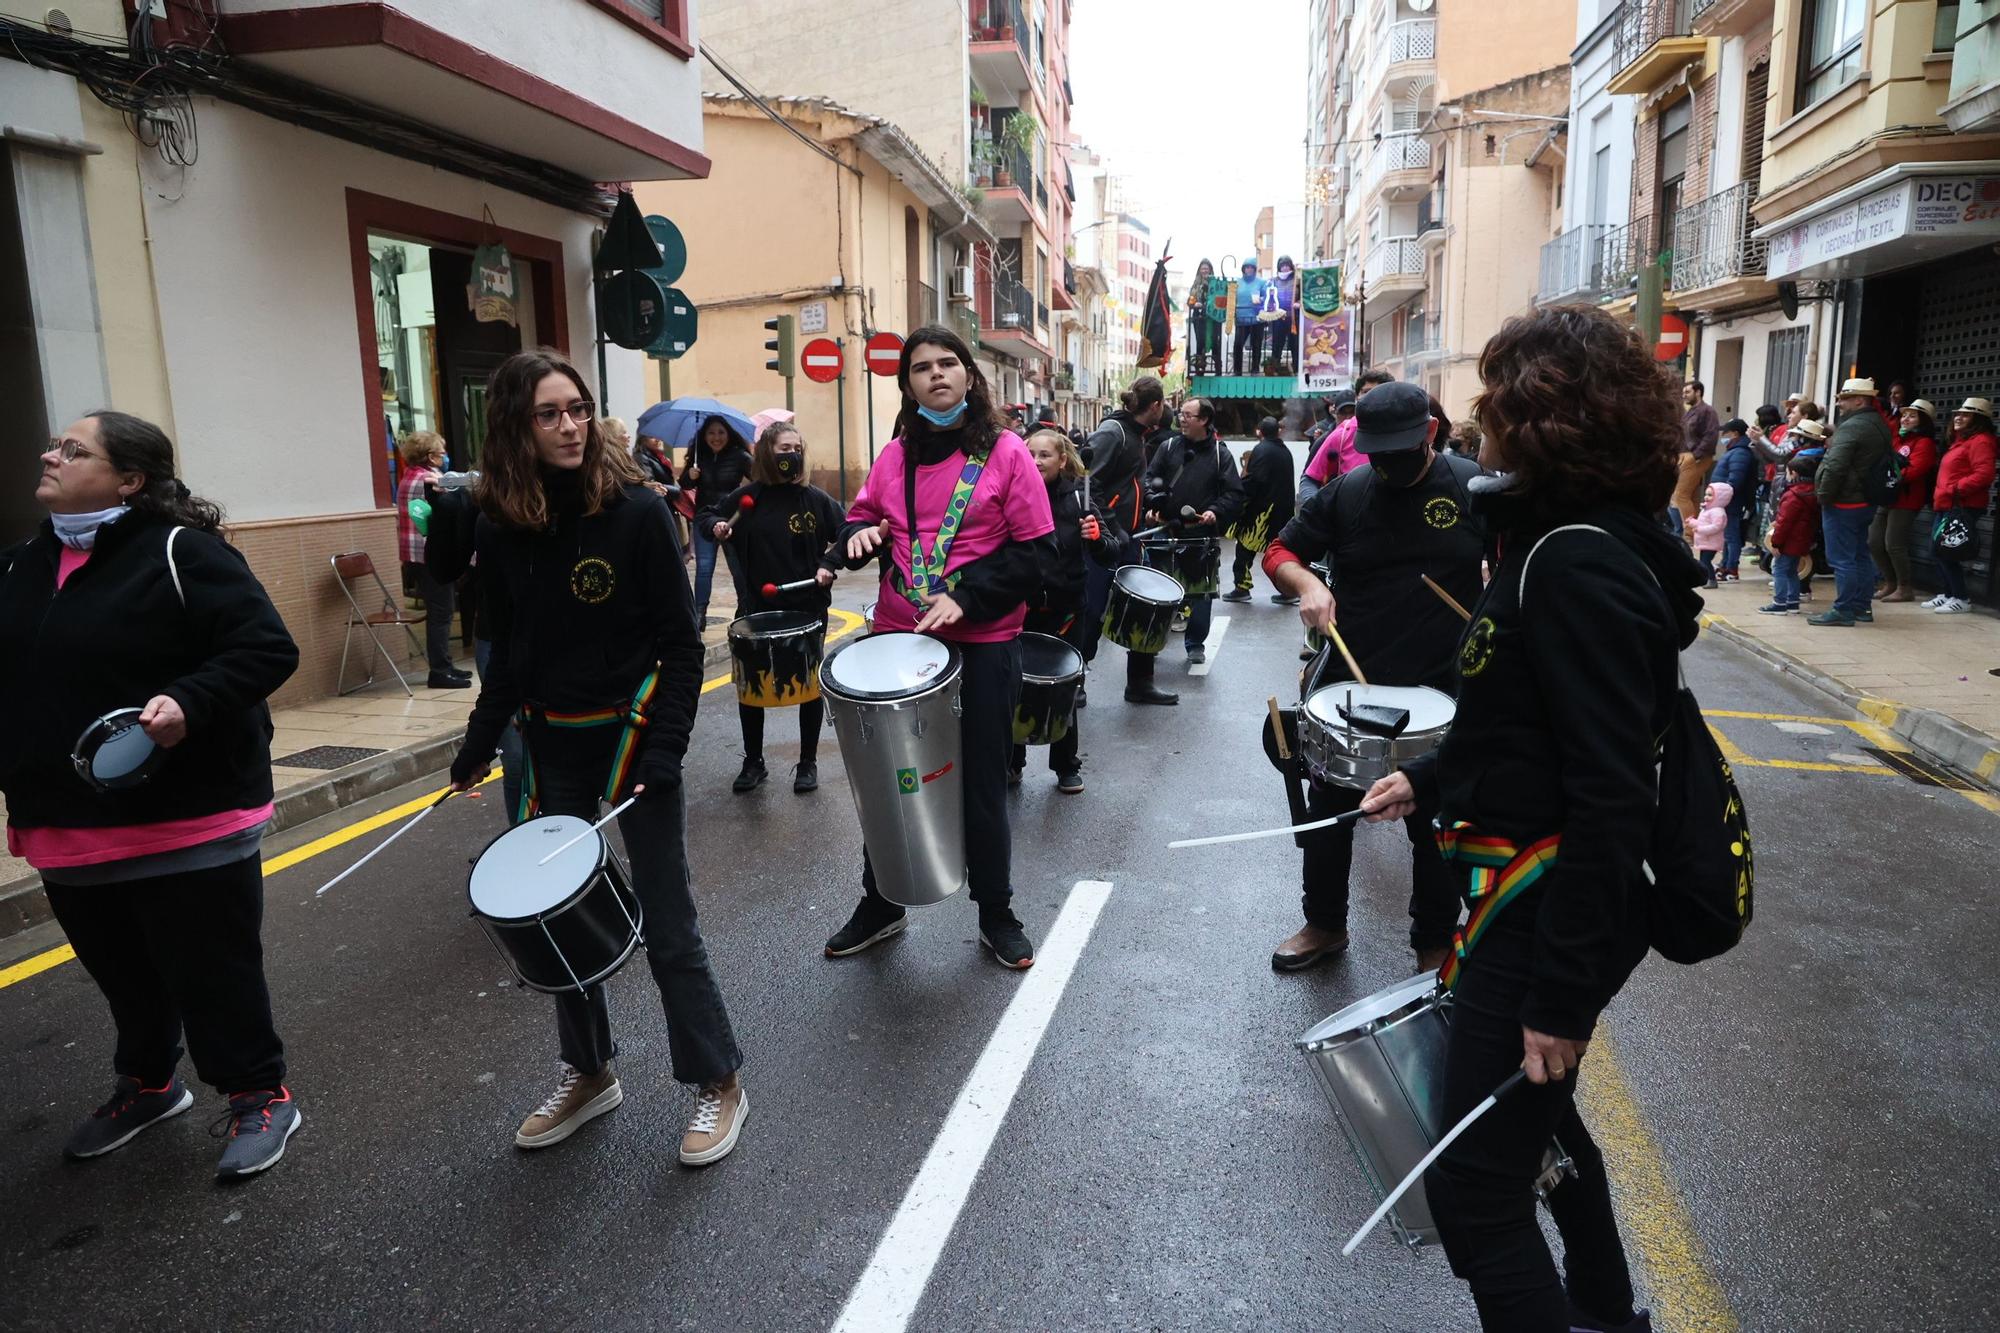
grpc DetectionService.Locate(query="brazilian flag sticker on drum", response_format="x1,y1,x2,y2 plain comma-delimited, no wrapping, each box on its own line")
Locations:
896,767,919,795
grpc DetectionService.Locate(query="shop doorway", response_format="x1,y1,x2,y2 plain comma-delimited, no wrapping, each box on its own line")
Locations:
1710,337,1743,419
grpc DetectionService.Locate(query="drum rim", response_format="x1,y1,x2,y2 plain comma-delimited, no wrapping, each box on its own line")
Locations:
729,609,826,638
467,815,616,923
1016,631,1084,683
475,883,645,994
1294,973,1443,1049
819,630,963,703
73,707,162,790
1110,563,1185,604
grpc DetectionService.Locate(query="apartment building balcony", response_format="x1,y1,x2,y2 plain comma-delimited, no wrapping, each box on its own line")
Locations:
976,137,1039,229
1608,0,1712,97
984,277,1053,357
1403,312,1444,365
1368,134,1432,202
1597,214,1656,298
1416,190,1446,250
1365,236,1426,300
1689,0,1772,39
1364,18,1437,97
1668,183,1770,308
1537,223,1613,303
969,0,1036,99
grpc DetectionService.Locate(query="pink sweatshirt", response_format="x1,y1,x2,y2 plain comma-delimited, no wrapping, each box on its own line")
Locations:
1691,482,1733,554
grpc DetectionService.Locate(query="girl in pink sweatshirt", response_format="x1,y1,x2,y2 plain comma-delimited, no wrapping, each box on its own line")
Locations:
1690,480,1733,587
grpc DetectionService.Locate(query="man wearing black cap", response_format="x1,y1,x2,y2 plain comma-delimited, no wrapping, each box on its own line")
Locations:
1261,381,1483,973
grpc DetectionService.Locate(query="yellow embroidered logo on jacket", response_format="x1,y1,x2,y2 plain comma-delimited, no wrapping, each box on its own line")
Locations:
1424,497,1461,530
571,557,615,604
1460,616,1496,677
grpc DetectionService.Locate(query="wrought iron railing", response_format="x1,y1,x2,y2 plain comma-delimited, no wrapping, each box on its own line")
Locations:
992,278,1034,330
916,280,939,325
1537,223,1612,303
1614,0,1693,77
970,0,1030,68
1670,183,1766,291
1597,214,1654,296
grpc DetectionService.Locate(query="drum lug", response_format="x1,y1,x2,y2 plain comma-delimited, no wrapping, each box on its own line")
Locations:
912,714,927,739
858,716,874,744
950,693,963,719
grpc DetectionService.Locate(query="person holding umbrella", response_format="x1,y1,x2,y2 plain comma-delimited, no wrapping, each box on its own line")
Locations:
681,416,753,626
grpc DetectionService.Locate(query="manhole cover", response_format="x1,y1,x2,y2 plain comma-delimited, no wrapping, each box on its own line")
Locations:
273,745,384,770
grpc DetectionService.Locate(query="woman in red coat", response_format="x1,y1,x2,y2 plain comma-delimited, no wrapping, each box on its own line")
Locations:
1928,399,1998,613
1870,400,1940,601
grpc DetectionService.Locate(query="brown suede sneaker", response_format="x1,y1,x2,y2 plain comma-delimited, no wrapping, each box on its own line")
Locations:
1271,924,1350,972
515,1064,622,1150
679,1077,747,1167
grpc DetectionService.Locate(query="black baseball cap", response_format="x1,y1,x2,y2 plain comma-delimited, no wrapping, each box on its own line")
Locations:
1353,381,1434,454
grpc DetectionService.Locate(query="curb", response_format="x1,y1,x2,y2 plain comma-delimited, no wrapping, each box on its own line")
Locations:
1702,614,2000,792
0,637,735,942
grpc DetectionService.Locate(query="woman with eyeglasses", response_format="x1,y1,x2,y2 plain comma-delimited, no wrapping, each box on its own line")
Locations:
447,348,746,1165
1,412,302,1180
679,415,754,627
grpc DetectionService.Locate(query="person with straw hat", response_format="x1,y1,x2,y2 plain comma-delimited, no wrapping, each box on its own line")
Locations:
1869,398,1940,602
1808,376,1893,627
1928,398,1998,614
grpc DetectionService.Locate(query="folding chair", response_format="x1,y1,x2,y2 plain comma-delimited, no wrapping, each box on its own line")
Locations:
331,551,427,697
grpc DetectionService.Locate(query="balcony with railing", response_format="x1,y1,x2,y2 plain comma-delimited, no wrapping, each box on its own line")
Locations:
1365,132,1432,199
969,0,1035,97
1537,223,1613,303
1608,0,1706,96
1597,214,1655,297
1403,311,1442,363
1364,236,1426,296
1669,183,1767,295
1416,189,1445,248
915,279,940,328
1364,18,1437,93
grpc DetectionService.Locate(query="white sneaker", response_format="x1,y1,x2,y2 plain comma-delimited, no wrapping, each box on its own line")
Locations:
1937,598,1971,614
1923,594,1948,609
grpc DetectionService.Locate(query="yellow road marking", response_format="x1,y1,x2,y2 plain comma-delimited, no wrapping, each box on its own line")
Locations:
1705,718,1897,775
1585,1030,1740,1332
4,615,867,993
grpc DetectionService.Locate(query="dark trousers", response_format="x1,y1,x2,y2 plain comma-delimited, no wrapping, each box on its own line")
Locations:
1823,502,1877,618
46,856,286,1095
405,561,459,673
1233,322,1265,374
1183,593,1214,650
1426,914,1636,1331
530,745,741,1086
1299,780,1457,951
1010,610,1084,775
863,637,1022,913
1191,318,1220,373
1231,541,1259,592
740,700,824,765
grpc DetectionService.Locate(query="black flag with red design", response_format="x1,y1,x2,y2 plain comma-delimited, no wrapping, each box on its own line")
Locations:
1137,243,1174,369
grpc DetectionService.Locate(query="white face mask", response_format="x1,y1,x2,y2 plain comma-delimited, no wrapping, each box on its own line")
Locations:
50,504,130,551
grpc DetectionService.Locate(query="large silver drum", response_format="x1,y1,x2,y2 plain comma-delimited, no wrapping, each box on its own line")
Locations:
820,632,965,907
1298,682,1456,791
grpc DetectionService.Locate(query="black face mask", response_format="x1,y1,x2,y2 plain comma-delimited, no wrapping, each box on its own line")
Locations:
1371,446,1432,487
775,453,803,480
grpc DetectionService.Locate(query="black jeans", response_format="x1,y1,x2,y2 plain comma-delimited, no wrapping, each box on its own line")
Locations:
1425,911,1636,1331
1233,321,1265,374
739,700,824,766
1300,780,1457,950
529,739,741,1086
46,855,286,1094
406,561,458,673
863,637,1021,913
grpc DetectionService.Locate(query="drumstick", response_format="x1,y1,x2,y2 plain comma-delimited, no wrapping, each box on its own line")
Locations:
315,789,454,897
537,796,639,866
762,576,823,597
1133,523,1169,540
721,493,755,536
1323,621,1369,687
1168,806,1365,849
1421,574,1472,623
1266,696,1292,762
1341,1070,1528,1257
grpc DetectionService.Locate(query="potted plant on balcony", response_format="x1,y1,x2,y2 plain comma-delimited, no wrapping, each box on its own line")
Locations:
993,110,1039,190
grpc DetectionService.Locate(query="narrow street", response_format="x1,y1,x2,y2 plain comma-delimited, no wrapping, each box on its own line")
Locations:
3,586,1993,1333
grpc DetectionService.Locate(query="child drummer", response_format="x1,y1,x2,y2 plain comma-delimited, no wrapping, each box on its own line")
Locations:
699,421,847,795
1009,428,1109,794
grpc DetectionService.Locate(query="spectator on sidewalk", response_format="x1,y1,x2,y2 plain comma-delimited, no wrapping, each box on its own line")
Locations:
395,431,471,689
1761,454,1820,615
1786,419,1830,601
1690,481,1733,588
680,415,753,627
1929,399,1998,614
1673,380,1722,533
1871,400,1941,603
1809,377,1893,627
1710,418,1758,580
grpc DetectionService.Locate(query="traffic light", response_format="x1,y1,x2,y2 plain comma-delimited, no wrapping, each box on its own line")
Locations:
764,313,796,409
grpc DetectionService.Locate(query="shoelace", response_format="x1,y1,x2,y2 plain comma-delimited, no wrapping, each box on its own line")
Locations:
209,1091,278,1140
532,1065,583,1119
91,1080,138,1121
688,1087,724,1136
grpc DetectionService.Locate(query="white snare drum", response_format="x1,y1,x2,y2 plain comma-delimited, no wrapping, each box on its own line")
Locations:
1298,682,1455,791
467,816,644,994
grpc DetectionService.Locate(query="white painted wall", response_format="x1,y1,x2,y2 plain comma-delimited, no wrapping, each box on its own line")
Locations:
1708,37,1746,193
1561,7,1634,233
139,99,647,523
1696,308,1821,418
216,0,705,153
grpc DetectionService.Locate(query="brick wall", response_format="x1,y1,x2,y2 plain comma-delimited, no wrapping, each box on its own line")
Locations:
1687,77,1719,209
229,510,412,709
1630,111,1658,233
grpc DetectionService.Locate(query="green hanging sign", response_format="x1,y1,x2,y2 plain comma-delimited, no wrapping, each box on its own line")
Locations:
1300,263,1341,317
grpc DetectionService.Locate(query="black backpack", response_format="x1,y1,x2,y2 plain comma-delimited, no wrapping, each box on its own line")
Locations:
1523,526,1753,964
1861,443,1904,506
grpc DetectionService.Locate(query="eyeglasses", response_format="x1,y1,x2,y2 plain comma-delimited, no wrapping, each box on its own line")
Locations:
47,438,104,464
532,401,595,430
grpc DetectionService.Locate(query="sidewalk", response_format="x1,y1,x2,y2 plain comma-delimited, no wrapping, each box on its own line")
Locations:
0,592,739,937
1699,573,2000,785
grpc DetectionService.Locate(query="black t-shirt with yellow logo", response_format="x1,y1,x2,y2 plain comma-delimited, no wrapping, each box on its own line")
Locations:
1275,451,1486,691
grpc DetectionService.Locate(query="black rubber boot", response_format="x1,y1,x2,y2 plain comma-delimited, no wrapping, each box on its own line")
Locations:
1124,651,1178,706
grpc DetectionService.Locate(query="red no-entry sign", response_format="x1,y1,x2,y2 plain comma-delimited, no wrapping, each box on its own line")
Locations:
801,337,843,383
1654,313,1689,362
865,331,904,377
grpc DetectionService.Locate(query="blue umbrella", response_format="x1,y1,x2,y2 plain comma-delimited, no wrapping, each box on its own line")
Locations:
635,396,758,451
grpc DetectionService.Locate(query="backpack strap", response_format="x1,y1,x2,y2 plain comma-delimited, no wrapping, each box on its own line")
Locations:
1520,522,1685,690
165,525,187,609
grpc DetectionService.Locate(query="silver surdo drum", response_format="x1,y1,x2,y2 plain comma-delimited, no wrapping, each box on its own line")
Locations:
820,632,965,908
467,816,644,994
1298,682,1456,791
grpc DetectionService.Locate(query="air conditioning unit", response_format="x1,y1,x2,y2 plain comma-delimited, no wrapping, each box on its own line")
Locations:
949,266,975,302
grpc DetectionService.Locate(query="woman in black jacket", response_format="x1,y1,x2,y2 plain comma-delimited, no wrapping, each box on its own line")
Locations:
1008,428,1106,793
699,421,846,796
1361,306,1701,1333
1,411,301,1180
448,349,745,1167
679,415,753,626
1224,415,1297,602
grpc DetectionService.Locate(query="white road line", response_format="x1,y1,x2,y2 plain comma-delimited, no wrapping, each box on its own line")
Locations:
1187,614,1229,675
830,879,1114,1333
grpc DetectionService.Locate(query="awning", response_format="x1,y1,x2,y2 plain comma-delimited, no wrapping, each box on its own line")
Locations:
1755,161,2000,281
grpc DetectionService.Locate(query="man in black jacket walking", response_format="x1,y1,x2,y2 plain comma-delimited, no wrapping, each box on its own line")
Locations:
1138,398,1245,679
1224,415,1296,603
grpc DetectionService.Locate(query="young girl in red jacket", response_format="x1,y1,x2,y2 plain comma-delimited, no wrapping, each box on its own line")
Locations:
1761,455,1820,615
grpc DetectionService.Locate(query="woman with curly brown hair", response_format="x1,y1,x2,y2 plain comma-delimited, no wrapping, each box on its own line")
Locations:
1360,305,1708,1332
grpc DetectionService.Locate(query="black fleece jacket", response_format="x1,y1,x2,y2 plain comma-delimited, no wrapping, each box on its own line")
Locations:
680,439,752,514
1144,432,1247,532
1405,493,1707,1039
450,473,702,795
0,514,298,829
696,480,846,617
1084,410,1147,538
1035,475,1109,614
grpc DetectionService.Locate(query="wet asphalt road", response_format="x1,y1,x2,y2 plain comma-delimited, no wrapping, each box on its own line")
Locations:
2,572,1996,1333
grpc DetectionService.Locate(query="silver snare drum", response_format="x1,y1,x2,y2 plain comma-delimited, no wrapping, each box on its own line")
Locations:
1298,682,1455,791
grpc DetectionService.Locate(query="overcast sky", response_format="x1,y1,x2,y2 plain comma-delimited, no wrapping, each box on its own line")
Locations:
1068,0,1311,282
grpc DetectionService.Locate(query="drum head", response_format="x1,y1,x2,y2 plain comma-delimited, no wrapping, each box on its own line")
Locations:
1304,683,1457,732
1113,564,1183,605
822,631,959,701
1018,632,1083,684
469,816,602,921
74,708,160,791
730,609,821,640
1295,973,1441,1049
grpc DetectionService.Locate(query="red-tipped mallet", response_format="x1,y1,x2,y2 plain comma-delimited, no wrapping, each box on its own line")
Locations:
761,576,822,598
720,492,755,537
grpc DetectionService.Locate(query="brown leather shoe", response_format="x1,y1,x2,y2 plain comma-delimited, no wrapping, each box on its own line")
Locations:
1415,945,1452,976
1271,924,1350,972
